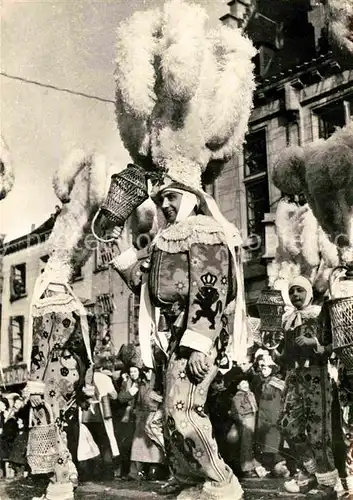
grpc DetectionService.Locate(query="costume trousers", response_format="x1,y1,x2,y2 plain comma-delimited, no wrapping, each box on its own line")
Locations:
164,348,242,499
279,366,335,474
337,373,353,493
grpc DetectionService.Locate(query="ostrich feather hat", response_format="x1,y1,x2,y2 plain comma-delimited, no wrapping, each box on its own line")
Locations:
115,0,256,206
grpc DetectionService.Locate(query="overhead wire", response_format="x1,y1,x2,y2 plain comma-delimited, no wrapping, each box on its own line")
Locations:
0,71,115,104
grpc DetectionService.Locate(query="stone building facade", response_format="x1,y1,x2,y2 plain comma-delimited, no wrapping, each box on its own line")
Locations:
216,0,353,314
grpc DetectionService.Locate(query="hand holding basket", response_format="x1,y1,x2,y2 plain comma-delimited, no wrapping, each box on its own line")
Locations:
91,164,149,243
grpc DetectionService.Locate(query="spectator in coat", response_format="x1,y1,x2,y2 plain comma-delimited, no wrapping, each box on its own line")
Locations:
229,379,265,478
1,397,18,476
9,397,30,477
130,368,166,481
255,354,289,478
115,366,140,479
0,397,9,477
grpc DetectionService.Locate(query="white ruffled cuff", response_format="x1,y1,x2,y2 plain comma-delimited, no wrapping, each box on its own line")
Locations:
26,380,46,395
110,247,138,272
180,329,213,355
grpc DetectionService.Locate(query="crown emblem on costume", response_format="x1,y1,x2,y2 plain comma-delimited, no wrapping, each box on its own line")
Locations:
201,272,217,287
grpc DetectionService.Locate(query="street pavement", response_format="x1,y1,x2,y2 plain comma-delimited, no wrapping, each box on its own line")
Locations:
0,477,305,500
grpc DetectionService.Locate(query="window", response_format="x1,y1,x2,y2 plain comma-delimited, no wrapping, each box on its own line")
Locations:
97,293,115,315
9,316,24,365
246,179,270,236
10,263,26,301
95,241,118,272
317,97,353,139
244,130,268,177
70,264,83,282
128,294,139,345
243,129,270,260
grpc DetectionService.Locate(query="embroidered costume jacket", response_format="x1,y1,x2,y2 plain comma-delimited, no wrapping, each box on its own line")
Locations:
112,215,235,357
280,307,332,369
29,310,90,411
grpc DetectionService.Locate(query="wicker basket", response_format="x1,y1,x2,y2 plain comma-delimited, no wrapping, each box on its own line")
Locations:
101,164,148,226
256,288,285,350
27,403,59,475
328,266,353,370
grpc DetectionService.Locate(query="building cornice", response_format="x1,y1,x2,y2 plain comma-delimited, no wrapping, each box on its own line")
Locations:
2,230,52,256
255,53,344,103
1,214,57,256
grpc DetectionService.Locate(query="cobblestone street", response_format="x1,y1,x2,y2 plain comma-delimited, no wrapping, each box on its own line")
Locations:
0,477,305,500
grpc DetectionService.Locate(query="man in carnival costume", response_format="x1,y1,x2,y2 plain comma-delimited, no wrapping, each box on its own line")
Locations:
108,1,256,498
111,162,248,500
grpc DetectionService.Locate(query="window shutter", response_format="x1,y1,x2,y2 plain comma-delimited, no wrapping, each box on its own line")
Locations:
10,266,15,298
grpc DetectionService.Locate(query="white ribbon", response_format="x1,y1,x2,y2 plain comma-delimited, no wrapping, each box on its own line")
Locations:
232,248,248,364
138,282,155,369
138,282,169,368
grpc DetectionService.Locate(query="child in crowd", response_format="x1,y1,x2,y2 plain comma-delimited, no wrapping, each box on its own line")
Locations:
81,361,120,481
130,368,166,481
116,366,140,479
254,353,289,478
0,396,18,478
229,378,266,478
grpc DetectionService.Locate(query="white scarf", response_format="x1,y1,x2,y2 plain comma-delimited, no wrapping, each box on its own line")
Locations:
282,276,321,330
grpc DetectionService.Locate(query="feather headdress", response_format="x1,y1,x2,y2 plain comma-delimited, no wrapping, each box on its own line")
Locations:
272,123,353,257
115,0,256,191
328,0,353,65
272,145,306,195
269,194,339,292
46,150,108,283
